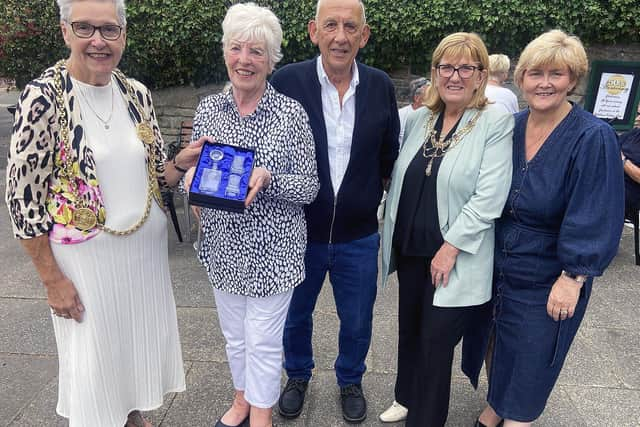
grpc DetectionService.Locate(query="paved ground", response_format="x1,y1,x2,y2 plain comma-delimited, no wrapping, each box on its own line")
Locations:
0,93,639,425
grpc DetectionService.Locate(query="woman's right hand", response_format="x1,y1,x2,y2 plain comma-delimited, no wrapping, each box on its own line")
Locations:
45,274,84,322
19,236,84,322
430,241,460,287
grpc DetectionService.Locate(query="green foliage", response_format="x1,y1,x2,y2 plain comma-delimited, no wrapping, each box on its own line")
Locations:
0,1,64,88
1,0,638,89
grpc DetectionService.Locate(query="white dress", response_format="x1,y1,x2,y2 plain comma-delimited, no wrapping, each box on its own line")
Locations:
49,78,185,427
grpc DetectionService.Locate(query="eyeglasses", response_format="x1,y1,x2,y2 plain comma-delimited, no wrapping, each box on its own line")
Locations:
70,22,123,41
436,64,482,79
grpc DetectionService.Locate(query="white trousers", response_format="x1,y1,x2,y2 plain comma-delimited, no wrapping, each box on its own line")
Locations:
213,288,293,408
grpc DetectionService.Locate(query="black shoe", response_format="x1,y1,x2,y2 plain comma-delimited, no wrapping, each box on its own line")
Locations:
340,384,367,423
473,418,504,427
278,378,309,419
214,415,249,427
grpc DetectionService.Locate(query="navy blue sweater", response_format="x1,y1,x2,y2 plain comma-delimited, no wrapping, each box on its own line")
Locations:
271,59,399,244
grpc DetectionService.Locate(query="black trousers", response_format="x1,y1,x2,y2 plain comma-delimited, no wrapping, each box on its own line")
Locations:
394,255,484,427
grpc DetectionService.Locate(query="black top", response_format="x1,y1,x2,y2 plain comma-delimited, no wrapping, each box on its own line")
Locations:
393,113,460,257
620,127,640,208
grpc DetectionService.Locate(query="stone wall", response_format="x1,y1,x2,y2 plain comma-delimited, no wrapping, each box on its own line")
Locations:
153,83,225,144
153,43,640,138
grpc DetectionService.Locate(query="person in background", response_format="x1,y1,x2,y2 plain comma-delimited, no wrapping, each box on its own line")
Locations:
5,0,204,425
271,0,399,423
621,125,640,214
398,77,430,146
475,30,624,427
184,3,319,427
379,32,513,426
485,54,519,114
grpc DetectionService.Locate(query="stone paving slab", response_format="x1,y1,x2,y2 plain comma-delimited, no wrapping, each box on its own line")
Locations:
0,299,57,355
0,354,57,424
565,387,640,426
7,377,68,427
1,171,639,426
581,327,640,389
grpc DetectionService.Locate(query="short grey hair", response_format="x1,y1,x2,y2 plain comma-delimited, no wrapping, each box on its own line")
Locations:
57,0,127,26
315,0,366,25
410,77,429,98
221,2,283,71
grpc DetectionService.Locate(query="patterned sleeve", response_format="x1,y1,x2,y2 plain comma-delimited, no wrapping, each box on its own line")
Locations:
262,102,319,205
139,82,169,191
5,80,57,239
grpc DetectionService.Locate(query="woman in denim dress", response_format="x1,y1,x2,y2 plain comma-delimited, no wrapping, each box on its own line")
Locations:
474,30,624,427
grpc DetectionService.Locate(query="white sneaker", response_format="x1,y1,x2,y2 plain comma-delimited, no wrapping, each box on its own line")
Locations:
379,400,408,423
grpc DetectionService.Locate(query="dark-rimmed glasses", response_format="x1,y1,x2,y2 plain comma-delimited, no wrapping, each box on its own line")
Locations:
70,22,123,41
435,64,482,79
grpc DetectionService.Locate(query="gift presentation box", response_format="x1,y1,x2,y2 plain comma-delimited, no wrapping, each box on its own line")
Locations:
189,141,255,213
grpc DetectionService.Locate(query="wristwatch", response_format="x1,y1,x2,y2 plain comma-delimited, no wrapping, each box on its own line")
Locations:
562,270,588,283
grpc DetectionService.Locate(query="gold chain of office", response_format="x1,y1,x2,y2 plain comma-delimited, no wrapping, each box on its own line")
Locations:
422,110,482,176
53,59,158,236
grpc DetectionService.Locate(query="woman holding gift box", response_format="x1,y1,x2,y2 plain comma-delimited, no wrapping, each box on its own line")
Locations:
184,3,319,427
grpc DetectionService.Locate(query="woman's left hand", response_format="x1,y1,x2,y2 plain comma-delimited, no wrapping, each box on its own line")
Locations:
547,274,582,321
430,241,460,287
245,167,272,206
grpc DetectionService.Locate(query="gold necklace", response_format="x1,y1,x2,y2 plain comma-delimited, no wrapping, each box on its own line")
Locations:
53,60,158,235
422,110,482,176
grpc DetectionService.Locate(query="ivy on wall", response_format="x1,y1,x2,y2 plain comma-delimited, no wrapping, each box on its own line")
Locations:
1,0,638,89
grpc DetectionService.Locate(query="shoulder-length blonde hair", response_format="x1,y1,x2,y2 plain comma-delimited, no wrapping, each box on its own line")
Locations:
424,32,489,113
514,30,588,94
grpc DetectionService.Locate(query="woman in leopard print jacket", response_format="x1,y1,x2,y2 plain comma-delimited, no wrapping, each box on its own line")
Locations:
5,1,204,426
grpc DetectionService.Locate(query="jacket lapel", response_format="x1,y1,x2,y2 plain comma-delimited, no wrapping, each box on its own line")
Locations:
437,108,479,232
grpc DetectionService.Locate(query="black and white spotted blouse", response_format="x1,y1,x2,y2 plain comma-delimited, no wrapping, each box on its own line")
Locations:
193,83,319,297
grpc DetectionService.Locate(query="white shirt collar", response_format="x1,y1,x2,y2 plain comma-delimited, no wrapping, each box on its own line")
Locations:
316,56,360,90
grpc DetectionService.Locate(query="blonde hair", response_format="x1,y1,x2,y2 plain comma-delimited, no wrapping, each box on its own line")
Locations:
488,54,510,80
514,29,588,94
424,32,489,113
221,2,283,72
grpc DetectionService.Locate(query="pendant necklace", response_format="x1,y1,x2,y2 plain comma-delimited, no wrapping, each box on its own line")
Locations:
77,79,114,129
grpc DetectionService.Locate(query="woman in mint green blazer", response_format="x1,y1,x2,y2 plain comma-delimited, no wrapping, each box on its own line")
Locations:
379,33,513,427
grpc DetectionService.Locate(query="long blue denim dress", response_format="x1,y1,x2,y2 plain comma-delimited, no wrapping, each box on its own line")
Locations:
487,104,624,421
